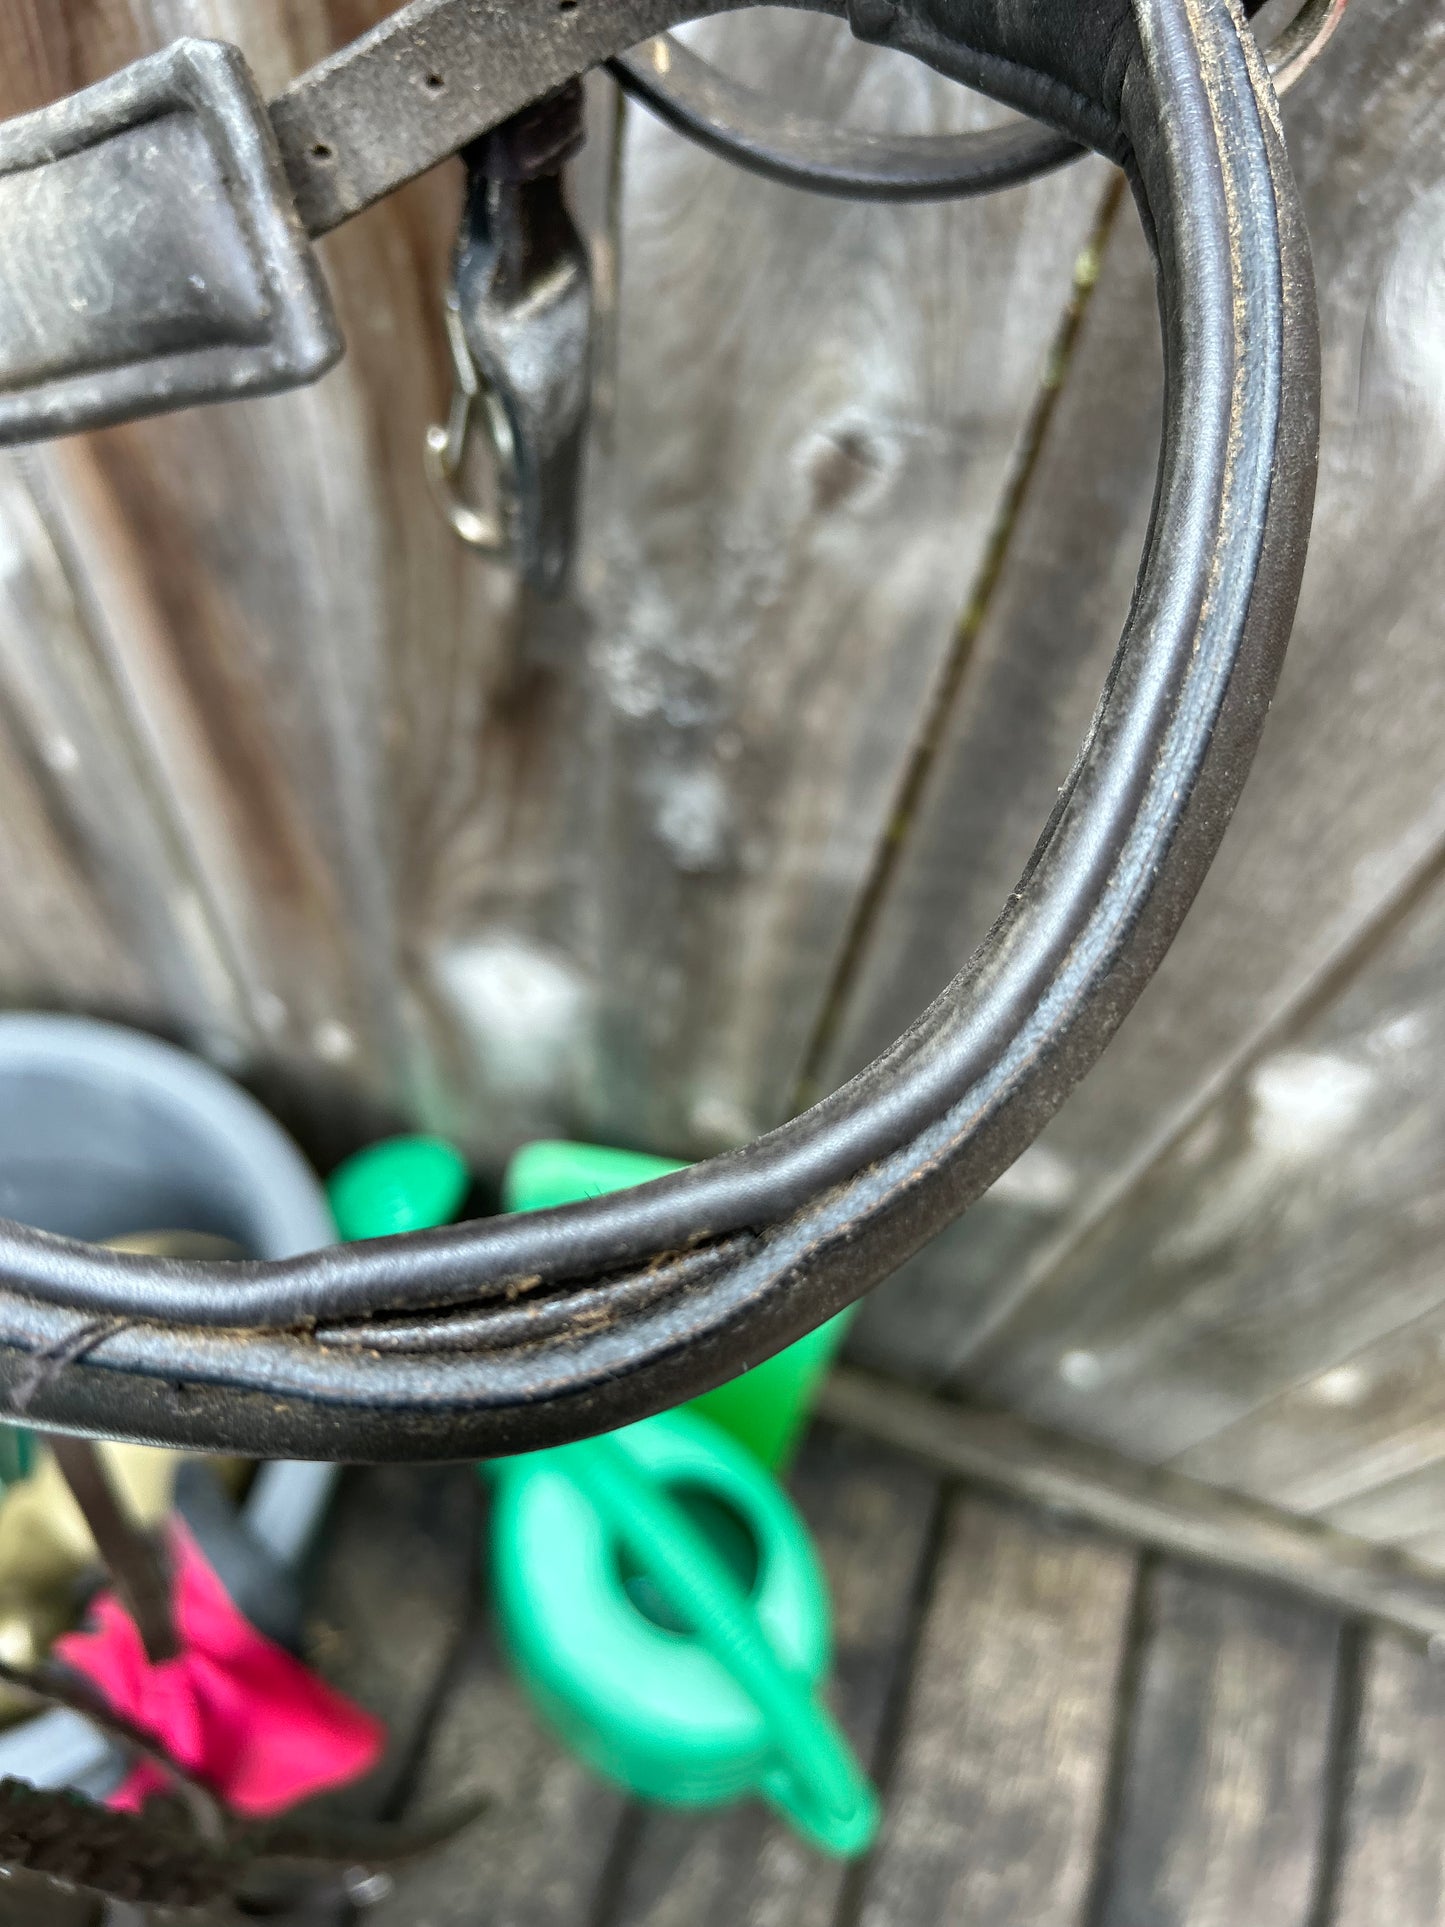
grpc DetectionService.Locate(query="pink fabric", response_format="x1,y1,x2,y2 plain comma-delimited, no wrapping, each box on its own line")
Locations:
56,1521,384,1816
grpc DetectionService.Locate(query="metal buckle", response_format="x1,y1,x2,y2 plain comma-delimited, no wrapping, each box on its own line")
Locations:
0,38,340,444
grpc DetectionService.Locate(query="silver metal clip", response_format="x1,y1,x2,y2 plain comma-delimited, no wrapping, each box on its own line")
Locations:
424,293,518,557
423,87,593,598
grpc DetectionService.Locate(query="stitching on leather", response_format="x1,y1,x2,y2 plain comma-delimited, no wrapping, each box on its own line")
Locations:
11,1316,134,1414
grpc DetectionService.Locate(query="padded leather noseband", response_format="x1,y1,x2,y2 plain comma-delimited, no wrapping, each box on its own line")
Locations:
0,0,1318,1461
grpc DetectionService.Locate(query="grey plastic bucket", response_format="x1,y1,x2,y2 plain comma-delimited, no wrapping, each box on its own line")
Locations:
0,1014,340,1789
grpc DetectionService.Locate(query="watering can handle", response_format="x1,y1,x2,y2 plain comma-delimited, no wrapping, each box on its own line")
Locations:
564,1436,879,1855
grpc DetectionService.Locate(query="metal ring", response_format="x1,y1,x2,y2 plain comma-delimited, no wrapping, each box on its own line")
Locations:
610,0,1348,201
1266,0,1350,94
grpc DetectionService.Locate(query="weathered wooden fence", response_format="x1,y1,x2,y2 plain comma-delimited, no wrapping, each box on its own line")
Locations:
4,1,1445,1566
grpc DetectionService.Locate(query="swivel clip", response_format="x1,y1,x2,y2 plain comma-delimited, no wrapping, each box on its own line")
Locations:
425,83,594,599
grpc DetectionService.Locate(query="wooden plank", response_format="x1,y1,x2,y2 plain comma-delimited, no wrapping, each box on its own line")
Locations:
1403,1513,1445,1574
818,1370,1445,1645
0,448,296,1042
1331,1633,1445,1927
1327,1460,1445,1555
935,8,1445,1440
305,1465,481,1818
963,850,1445,1471
830,0,1445,1420
0,2,618,1165
603,1427,940,1927
854,1492,1136,1927
1176,1289,1445,1531
565,14,1109,1157
832,189,1152,1387
367,1488,628,1927
1091,1565,1339,1927
0,1,460,1154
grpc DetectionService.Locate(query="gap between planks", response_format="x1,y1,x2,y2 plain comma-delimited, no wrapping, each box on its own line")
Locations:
792,172,1127,1112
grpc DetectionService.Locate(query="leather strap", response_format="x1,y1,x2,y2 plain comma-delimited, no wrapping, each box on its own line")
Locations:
0,0,1319,1461
607,0,1341,204
269,0,819,234
610,29,1081,201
